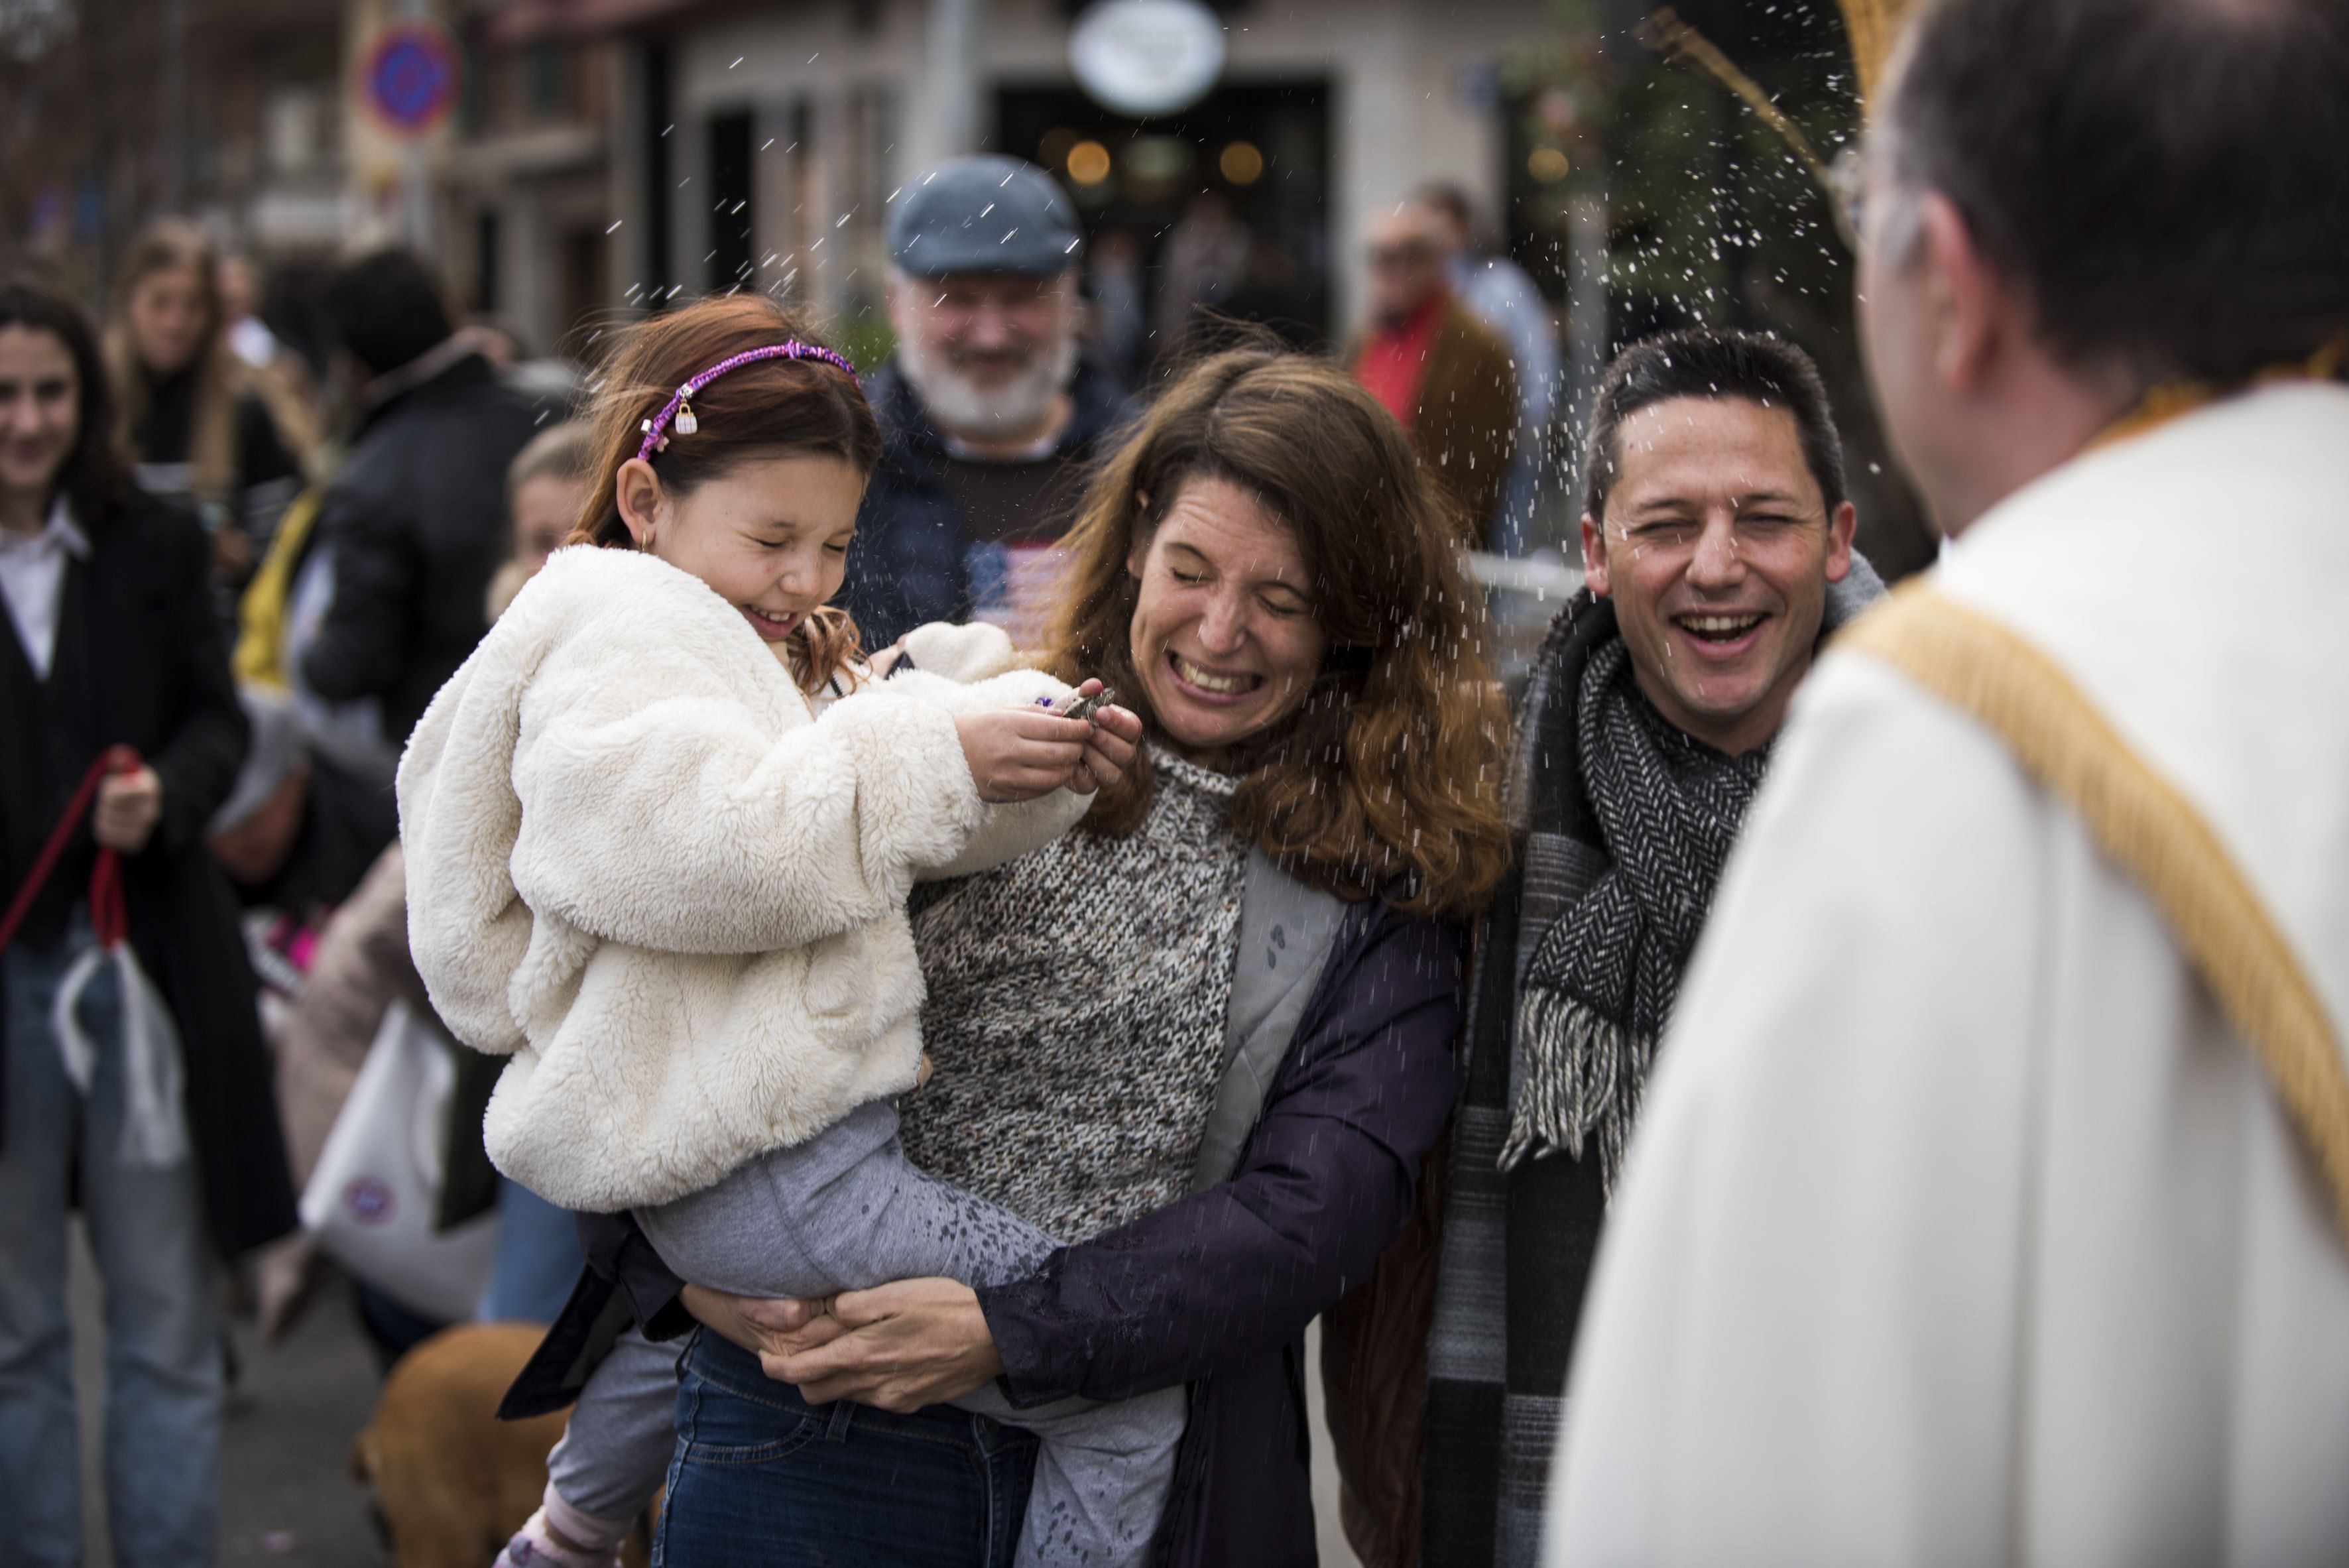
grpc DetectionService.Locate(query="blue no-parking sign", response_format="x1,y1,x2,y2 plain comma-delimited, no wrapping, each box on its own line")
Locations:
361,21,461,139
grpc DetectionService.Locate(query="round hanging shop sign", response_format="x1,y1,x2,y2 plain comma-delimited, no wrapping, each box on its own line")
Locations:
1070,0,1227,117
361,19,462,139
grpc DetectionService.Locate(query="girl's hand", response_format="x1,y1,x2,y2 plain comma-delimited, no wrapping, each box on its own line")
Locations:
1068,694,1142,796
953,708,1090,802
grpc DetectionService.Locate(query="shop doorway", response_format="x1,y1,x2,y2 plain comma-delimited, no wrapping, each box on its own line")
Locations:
995,80,1330,387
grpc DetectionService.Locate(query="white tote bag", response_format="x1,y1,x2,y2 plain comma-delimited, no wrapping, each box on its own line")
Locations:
299,999,499,1323
52,941,191,1170
47,827,190,1172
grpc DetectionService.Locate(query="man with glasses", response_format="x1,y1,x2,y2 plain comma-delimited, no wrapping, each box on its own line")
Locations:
1347,202,1516,546
1416,326,1879,1568
1547,0,2349,1559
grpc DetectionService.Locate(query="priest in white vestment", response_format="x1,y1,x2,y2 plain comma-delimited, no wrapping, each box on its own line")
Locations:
1545,1,2349,1563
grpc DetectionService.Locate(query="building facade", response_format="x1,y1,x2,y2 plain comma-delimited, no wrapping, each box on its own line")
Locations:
489,0,1555,351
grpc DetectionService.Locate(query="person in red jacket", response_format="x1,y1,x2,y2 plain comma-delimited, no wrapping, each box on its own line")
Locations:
1347,201,1517,547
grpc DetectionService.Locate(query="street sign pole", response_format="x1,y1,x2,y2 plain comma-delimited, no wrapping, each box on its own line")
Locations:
356,6,461,253
401,0,432,253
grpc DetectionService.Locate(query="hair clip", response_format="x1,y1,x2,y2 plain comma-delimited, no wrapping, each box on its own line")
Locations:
632,339,859,467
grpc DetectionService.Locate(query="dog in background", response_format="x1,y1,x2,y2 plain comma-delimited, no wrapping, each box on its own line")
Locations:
354,1322,653,1568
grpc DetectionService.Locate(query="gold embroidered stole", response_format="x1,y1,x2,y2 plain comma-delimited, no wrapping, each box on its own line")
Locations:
1842,585,2349,1250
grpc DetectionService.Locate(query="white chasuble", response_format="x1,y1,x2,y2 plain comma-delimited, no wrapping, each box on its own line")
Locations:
1547,385,2349,1568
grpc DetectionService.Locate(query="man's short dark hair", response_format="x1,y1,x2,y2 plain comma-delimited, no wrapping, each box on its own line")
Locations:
1884,0,2349,387
1581,328,1848,522
324,249,453,377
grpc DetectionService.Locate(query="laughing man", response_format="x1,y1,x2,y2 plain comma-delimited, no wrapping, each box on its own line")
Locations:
1417,327,1881,1566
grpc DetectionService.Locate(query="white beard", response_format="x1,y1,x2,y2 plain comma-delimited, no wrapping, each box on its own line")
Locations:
898,329,1078,443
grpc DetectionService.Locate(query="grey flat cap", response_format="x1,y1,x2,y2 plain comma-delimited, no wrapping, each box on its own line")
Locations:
889,155,1084,278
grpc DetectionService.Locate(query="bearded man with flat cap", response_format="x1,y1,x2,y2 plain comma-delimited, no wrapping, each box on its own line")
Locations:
841,155,1128,652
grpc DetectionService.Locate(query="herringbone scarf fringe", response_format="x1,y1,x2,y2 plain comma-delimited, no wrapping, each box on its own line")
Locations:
1503,983,1652,1179
1502,638,1767,1187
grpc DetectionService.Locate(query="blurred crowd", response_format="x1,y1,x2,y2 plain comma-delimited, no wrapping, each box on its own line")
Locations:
5,0,2346,1558
1,221,593,1563
3,144,1571,1555
0,148,1567,1561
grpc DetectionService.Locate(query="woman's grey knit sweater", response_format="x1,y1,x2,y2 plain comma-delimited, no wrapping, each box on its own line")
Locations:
899,749,1248,1242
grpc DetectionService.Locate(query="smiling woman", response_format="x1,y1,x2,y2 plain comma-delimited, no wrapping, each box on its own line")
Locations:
621,349,1516,1568
0,272,294,1557
1049,349,1512,914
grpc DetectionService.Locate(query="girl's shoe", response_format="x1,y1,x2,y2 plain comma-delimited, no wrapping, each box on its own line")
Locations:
492,1508,623,1568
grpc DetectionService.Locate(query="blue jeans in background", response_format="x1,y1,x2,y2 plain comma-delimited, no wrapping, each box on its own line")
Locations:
478,1174,584,1324
0,916,223,1567
657,1328,1038,1567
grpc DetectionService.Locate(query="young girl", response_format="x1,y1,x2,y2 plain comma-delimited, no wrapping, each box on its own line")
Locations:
395,296,1181,1566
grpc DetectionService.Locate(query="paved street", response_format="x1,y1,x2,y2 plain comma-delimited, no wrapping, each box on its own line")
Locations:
70,1225,388,1567
66,1227,1360,1567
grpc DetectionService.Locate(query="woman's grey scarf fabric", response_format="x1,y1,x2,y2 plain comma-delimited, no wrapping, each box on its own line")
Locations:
1500,636,1770,1185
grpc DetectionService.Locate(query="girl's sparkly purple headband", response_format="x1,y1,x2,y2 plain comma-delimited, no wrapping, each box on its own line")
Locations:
633,341,860,464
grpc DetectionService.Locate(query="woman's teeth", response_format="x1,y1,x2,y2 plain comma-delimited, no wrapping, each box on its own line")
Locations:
1170,651,1260,695
1677,613,1764,642
746,607,796,631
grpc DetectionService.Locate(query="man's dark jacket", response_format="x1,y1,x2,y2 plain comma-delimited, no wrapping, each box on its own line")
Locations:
505,895,1462,1566
0,489,298,1258
840,359,1130,651
300,351,550,746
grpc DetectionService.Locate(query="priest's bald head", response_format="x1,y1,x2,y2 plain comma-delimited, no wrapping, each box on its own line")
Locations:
1856,0,2349,538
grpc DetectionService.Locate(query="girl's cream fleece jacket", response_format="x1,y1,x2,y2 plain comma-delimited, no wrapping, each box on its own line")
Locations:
396,544,1085,1212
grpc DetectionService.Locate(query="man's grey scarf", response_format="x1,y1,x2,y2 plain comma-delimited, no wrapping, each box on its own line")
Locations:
1422,559,1885,1568
1499,637,1770,1185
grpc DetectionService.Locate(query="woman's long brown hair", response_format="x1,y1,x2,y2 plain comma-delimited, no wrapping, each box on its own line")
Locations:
566,295,881,695
104,219,240,505
1040,349,1512,919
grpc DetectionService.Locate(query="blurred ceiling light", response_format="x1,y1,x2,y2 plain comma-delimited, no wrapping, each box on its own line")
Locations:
1528,145,1572,183
1067,140,1114,184
1218,141,1265,186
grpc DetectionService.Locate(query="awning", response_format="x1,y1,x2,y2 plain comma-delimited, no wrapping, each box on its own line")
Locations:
483,0,715,45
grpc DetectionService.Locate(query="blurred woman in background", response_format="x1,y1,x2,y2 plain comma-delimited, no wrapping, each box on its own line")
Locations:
106,219,315,591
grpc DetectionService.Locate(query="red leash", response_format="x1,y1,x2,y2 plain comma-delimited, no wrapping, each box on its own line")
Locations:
0,745,142,955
